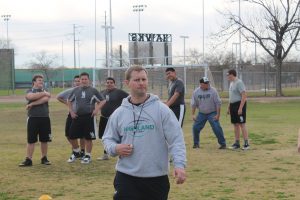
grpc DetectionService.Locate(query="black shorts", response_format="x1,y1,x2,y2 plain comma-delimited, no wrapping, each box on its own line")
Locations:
68,114,96,140
170,104,186,127
27,117,52,143
65,113,72,138
113,171,170,200
98,116,109,139
229,101,247,124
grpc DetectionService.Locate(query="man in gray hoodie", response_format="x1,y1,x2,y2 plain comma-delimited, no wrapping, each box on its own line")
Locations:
102,66,186,200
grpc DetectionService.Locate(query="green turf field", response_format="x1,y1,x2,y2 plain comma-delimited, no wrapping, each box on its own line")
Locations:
0,99,300,200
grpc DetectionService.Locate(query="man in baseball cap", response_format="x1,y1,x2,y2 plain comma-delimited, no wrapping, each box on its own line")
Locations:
190,76,226,149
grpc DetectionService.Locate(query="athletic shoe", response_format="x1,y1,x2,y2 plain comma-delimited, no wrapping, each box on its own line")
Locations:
193,144,200,149
19,157,32,167
67,151,81,163
80,150,85,160
242,144,250,150
97,154,109,160
41,156,51,165
81,155,91,164
229,143,240,150
219,145,227,149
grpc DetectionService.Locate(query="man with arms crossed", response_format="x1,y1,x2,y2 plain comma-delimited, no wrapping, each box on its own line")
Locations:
165,67,186,127
191,77,226,149
103,66,186,200
19,74,51,167
227,69,249,150
97,77,128,160
57,75,85,161
68,72,105,164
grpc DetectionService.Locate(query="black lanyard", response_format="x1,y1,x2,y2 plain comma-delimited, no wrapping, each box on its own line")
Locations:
131,103,145,145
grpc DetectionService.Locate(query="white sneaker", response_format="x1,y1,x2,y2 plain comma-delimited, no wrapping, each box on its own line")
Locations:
81,155,91,164
67,153,78,163
242,144,250,150
97,154,109,160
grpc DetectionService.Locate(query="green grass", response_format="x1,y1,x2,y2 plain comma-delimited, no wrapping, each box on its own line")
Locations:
1,99,300,199
1,87,300,98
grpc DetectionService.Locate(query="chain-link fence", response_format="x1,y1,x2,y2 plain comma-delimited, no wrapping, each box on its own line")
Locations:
98,63,300,99
2,62,300,97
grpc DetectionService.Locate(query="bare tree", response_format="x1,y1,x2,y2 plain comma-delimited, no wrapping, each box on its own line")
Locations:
181,48,234,70
29,51,58,84
0,38,7,49
112,47,130,67
219,0,300,96
102,47,130,68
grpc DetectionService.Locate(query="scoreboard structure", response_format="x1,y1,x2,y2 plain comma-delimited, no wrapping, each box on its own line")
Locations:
128,33,172,66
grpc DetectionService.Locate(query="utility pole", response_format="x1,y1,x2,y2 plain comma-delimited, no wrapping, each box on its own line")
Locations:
77,39,81,68
73,24,77,68
102,11,109,69
61,40,65,89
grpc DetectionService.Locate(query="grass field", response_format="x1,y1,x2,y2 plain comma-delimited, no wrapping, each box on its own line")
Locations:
0,99,300,200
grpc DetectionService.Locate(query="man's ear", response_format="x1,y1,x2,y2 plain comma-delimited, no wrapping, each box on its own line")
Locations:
123,80,129,86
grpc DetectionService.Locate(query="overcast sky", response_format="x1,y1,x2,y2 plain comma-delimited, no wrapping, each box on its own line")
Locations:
2,0,294,68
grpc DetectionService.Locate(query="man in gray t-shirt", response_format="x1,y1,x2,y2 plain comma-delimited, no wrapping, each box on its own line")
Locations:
57,75,86,161
227,69,249,150
68,72,106,164
19,74,51,167
191,77,226,149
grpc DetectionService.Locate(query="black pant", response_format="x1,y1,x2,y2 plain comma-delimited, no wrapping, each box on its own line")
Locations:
113,171,170,200
170,104,186,127
98,116,109,139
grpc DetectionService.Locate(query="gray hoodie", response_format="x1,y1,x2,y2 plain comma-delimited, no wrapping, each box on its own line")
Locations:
102,94,186,178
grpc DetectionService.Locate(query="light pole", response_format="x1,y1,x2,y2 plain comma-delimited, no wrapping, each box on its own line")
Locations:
109,0,113,77
180,35,189,93
132,5,147,33
1,15,11,49
239,0,242,65
93,0,97,87
238,0,242,79
102,11,109,69
232,43,239,70
202,0,205,62
202,0,209,77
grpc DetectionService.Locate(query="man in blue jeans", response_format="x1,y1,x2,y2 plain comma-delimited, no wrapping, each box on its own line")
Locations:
191,77,226,149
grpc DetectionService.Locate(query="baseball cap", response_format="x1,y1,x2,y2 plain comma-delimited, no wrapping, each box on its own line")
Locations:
199,77,209,84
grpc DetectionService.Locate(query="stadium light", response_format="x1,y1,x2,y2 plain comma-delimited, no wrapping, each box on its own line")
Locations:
132,4,147,33
180,35,189,93
1,15,11,49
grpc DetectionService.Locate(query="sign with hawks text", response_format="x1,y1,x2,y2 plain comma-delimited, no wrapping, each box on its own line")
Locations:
129,33,172,42
128,33,172,65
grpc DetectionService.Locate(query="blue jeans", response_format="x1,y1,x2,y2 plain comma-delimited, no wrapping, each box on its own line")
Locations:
192,112,226,146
